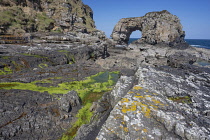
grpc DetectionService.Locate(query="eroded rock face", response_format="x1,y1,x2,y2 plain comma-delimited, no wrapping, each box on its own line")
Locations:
0,0,95,34
111,10,186,46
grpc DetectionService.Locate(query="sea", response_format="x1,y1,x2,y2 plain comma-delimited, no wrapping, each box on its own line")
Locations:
129,38,210,49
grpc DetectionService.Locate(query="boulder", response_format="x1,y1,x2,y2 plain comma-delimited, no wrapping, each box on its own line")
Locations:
58,91,81,113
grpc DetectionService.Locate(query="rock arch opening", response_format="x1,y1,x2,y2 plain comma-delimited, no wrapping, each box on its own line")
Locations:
128,30,142,44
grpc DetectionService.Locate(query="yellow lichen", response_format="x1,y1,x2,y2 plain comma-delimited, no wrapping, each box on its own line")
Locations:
134,95,144,98
128,91,134,94
133,86,143,90
141,104,151,118
124,127,129,132
143,129,148,133
121,98,129,103
151,98,161,104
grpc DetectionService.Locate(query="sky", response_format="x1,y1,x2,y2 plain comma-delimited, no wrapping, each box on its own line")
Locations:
82,0,210,39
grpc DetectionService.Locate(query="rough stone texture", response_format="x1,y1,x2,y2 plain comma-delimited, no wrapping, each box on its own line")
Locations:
74,76,135,140
96,42,210,71
0,0,96,34
0,90,80,140
58,91,81,113
111,10,186,46
97,65,210,140
167,52,197,68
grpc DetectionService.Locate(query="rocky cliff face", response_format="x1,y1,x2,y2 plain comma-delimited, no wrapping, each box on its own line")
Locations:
0,0,96,35
111,10,186,47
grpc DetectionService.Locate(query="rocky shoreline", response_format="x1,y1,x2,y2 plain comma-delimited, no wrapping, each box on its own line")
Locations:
0,1,210,139
1,31,210,139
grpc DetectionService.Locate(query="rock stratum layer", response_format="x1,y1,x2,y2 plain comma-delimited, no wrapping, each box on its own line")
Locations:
0,0,95,35
111,10,186,46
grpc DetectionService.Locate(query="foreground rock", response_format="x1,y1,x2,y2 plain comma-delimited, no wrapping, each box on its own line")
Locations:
97,65,210,140
111,10,186,47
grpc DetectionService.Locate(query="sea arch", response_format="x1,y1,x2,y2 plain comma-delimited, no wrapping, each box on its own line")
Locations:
111,10,186,46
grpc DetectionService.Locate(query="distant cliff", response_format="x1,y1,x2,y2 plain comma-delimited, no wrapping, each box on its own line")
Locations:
0,0,96,35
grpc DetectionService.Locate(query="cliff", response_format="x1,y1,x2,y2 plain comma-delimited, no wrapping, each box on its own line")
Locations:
0,0,96,35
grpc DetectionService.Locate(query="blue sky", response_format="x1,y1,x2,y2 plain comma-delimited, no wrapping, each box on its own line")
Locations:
83,0,210,39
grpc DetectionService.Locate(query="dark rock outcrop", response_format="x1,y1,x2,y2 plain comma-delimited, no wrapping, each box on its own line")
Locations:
111,10,186,46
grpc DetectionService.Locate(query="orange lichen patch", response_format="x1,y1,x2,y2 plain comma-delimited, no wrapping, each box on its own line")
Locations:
136,93,141,95
128,91,134,94
143,129,148,133
151,98,165,106
114,114,124,120
141,104,151,118
151,98,161,104
134,95,144,98
121,98,129,103
134,128,141,131
150,104,158,109
121,103,137,113
144,95,152,98
121,101,151,118
133,86,143,90
107,128,116,134
124,127,129,132
145,90,149,92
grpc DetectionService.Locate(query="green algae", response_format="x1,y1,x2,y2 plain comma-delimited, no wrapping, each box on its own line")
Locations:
60,72,120,140
38,63,48,69
61,103,93,140
20,53,48,59
2,56,10,59
0,66,13,75
168,96,192,104
0,71,119,140
0,71,119,100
